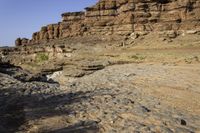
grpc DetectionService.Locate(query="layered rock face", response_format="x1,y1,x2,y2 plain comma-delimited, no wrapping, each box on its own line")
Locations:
16,0,200,46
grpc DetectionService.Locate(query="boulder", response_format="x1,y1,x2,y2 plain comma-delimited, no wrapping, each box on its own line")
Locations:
15,38,22,46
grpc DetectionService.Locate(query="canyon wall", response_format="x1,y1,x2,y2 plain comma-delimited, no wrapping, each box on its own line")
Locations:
16,0,200,46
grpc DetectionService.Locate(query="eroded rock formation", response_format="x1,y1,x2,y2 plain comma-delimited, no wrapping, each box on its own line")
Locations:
16,0,200,46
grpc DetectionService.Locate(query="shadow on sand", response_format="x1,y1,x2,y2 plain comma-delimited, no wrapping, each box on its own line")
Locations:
0,82,102,133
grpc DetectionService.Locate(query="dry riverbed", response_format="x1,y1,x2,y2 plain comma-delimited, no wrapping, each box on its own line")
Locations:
1,62,200,133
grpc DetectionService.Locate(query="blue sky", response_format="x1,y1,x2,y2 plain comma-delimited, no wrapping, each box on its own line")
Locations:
0,0,97,46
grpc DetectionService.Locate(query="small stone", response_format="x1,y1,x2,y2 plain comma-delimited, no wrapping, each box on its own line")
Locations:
180,119,187,126
186,30,197,34
130,32,139,40
141,106,151,113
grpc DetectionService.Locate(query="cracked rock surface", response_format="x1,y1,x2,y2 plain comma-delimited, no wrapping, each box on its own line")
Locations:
1,63,200,133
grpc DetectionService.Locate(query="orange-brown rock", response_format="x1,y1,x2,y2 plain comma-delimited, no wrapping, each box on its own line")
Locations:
15,38,29,46
15,38,22,46
16,0,200,46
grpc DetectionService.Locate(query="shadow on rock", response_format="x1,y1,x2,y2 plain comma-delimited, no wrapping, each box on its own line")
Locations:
0,84,102,132
0,87,26,133
23,90,96,121
0,62,59,83
0,62,102,132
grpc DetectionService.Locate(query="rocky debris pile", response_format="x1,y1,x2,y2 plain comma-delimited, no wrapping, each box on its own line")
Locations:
0,59,61,83
16,0,200,46
0,62,44,82
159,30,178,42
0,42,75,68
0,63,60,132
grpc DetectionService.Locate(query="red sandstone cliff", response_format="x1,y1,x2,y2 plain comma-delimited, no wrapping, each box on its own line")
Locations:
16,0,200,46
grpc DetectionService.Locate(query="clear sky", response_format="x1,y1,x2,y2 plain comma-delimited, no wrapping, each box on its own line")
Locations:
0,0,97,46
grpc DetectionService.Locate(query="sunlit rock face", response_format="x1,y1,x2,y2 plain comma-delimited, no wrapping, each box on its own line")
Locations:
16,0,200,46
